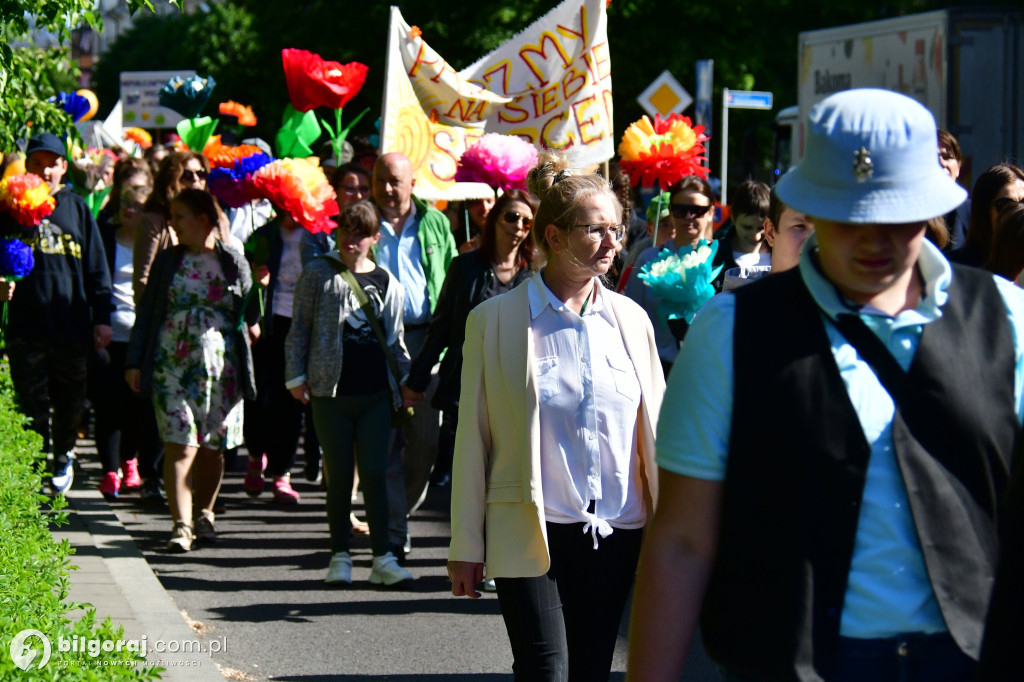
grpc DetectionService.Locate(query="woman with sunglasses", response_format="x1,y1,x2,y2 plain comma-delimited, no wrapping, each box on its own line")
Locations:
623,175,724,374
447,152,664,682
134,151,232,302
402,190,537,492
949,163,1024,268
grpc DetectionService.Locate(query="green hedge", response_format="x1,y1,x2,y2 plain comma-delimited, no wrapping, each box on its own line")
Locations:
0,361,162,680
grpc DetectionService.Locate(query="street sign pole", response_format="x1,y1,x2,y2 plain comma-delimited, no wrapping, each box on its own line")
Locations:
721,88,730,205
695,59,714,171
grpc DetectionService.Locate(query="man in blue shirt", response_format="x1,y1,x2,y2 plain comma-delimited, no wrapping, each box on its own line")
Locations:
372,152,456,560
627,90,1024,682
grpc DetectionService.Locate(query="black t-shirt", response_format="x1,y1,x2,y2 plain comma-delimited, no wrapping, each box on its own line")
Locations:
338,267,391,396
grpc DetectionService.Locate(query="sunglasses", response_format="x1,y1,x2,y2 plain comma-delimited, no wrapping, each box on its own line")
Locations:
993,196,1024,213
180,169,207,182
573,223,627,243
503,210,533,228
670,203,712,219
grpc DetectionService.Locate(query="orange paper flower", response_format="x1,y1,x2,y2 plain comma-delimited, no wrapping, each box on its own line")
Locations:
251,158,338,234
124,127,153,149
219,101,257,127
0,174,56,227
204,136,266,169
618,113,709,189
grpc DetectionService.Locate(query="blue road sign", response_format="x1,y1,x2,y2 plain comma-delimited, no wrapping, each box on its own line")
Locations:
726,90,773,110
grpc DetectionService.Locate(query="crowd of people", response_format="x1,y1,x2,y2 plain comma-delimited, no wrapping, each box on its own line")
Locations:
3,84,1024,681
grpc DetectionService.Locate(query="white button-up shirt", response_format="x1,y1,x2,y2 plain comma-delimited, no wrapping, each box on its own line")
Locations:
528,271,645,547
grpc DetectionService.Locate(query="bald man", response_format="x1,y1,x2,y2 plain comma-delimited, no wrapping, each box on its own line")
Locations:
372,152,457,560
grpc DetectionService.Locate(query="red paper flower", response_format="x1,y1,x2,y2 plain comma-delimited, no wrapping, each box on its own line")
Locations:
281,48,369,113
0,174,56,227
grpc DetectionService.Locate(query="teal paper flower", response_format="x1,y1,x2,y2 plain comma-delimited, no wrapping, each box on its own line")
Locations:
638,239,723,324
159,75,217,118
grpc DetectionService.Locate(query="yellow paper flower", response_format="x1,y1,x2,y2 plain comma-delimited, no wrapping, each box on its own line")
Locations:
0,174,56,226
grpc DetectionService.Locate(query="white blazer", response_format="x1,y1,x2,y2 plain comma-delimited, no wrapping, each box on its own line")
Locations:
448,280,666,577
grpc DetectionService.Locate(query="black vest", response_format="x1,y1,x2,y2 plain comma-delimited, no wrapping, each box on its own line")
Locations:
701,266,1019,681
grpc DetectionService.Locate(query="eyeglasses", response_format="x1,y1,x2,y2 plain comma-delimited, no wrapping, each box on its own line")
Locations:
993,196,1024,213
180,169,207,182
339,184,370,195
503,210,533,228
670,203,712,219
573,223,626,243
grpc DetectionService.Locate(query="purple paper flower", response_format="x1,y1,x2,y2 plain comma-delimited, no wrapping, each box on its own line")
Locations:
0,237,35,280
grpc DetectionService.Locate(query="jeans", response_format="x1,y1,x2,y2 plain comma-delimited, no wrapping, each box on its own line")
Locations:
8,338,88,466
718,632,976,682
312,390,392,556
494,521,642,682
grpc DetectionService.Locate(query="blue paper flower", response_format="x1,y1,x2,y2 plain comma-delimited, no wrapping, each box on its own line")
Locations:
56,91,91,122
638,239,723,325
236,152,274,176
159,75,217,119
0,237,35,281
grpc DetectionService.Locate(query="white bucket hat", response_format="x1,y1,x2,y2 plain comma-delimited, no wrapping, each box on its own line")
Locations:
776,88,967,224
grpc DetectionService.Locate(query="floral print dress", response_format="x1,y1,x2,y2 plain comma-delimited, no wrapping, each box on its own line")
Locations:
152,251,244,449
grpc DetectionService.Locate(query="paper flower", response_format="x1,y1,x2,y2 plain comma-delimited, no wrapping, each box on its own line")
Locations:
618,113,710,189
56,91,91,123
638,240,723,324
0,237,35,280
251,158,338,234
207,151,275,208
281,49,368,113
0,174,56,227
204,136,267,169
219,101,257,127
124,128,153,149
455,133,539,192
159,75,217,118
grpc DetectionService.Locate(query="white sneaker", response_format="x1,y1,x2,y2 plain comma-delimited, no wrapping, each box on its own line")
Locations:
369,552,414,586
166,521,194,553
50,451,76,494
324,552,352,584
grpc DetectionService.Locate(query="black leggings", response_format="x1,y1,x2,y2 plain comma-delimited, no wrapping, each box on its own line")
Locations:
244,315,319,478
88,341,162,476
495,521,642,682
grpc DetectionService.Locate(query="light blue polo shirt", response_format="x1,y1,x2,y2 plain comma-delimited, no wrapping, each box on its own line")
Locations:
377,212,431,326
657,235,1024,639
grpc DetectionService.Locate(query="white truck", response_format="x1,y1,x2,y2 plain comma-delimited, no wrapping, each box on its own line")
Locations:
785,8,1023,188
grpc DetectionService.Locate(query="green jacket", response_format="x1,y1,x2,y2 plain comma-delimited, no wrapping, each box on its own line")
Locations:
372,195,456,314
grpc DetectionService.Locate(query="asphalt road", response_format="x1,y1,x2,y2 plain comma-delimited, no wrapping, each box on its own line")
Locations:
101,450,719,681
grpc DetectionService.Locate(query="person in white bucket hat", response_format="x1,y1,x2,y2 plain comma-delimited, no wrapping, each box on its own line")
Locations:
626,89,1024,682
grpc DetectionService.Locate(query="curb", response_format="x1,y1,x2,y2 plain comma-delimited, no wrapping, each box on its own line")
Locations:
65,488,224,682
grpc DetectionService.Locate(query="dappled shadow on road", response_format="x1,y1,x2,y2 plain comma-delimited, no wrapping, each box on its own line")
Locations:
272,671,516,675
207,594,503,623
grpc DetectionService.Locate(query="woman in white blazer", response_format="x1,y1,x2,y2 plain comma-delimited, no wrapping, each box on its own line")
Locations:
448,152,666,682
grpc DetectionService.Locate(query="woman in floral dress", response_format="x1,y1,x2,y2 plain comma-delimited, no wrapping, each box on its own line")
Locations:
126,189,258,552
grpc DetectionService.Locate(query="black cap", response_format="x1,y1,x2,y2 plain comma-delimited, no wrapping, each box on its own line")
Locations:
26,133,67,158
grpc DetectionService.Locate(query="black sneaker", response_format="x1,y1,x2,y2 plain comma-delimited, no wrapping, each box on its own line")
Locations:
140,479,166,504
304,451,322,483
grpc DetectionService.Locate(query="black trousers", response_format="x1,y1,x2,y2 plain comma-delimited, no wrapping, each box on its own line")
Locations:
244,315,318,478
88,341,162,477
495,521,643,682
7,338,88,466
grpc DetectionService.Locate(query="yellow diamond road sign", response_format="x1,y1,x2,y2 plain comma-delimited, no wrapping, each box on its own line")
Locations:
638,70,692,118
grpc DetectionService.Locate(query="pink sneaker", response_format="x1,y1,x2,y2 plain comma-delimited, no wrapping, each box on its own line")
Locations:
99,471,120,500
121,458,142,490
273,476,300,504
244,454,267,496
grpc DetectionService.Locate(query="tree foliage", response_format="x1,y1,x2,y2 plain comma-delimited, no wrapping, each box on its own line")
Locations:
0,0,181,153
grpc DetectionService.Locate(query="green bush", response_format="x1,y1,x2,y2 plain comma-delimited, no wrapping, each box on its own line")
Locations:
0,361,162,680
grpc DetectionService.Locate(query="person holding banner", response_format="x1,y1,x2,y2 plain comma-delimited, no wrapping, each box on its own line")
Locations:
448,152,664,681
371,151,457,561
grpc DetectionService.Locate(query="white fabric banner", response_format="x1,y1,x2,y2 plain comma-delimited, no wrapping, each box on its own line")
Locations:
381,0,613,199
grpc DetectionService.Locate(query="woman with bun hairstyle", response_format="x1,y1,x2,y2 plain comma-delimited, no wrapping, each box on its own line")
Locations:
126,188,258,553
447,152,665,681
